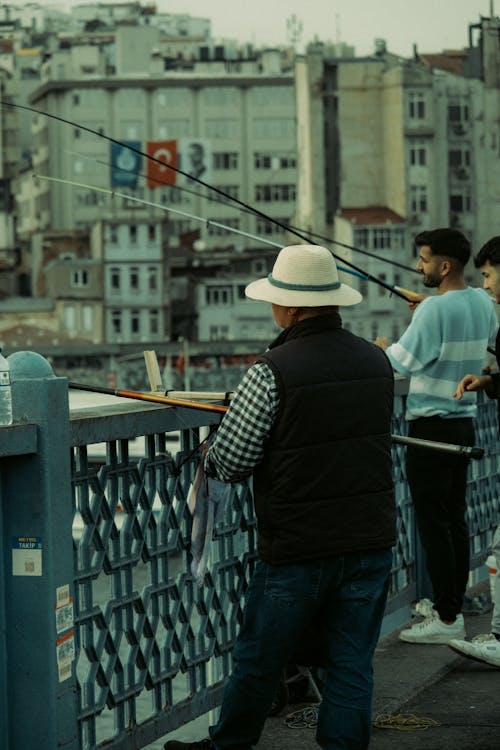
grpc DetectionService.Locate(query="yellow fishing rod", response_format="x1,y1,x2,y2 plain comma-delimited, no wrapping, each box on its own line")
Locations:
69,381,484,459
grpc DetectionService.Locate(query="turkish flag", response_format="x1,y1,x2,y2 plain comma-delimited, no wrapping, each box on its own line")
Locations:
147,140,177,187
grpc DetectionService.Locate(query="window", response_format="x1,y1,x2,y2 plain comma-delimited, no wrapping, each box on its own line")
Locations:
354,229,369,248
377,273,387,296
148,267,158,291
82,305,93,332
210,185,239,200
254,153,296,169
72,94,80,106
75,191,105,207
409,142,427,166
448,149,471,171
205,286,234,305
110,267,121,290
410,185,428,213
131,309,140,334
253,119,296,139
169,220,195,236
209,324,229,340
161,188,186,205
148,224,156,242
449,193,472,213
205,119,239,139
149,309,159,335
109,224,118,243
71,269,89,287
129,225,137,243
252,259,267,274
207,218,240,236
63,304,76,332
256,217,290,235
255,184,296,202
448,103,469,123
408,92,426,120
111,310,122,334
130,267,139,290
372,229,393,250
213,152,239,169
158,119,191,138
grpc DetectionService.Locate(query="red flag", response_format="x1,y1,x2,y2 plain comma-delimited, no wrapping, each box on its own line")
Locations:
147,140,177,187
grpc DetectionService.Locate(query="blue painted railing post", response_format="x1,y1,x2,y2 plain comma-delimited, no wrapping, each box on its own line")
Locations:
0,352,78,749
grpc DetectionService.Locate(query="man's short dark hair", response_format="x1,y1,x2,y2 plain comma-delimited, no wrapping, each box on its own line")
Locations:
474,236,500,268
415,228,471,267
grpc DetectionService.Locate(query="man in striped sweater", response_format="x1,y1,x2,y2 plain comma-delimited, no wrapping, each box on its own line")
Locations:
376,228,498,644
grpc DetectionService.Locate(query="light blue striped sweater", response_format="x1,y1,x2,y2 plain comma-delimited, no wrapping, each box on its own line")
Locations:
386,288,498,420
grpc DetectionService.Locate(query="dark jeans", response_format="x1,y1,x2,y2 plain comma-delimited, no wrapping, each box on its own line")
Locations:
406,416,474,621
209,550,392,750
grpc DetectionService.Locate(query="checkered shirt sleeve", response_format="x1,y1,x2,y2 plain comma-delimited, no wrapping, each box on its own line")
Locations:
205,362,279,483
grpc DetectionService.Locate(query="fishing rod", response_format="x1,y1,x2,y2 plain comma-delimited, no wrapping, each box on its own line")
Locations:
4,99,410,302
69,382,485,459
69,381,228,414
34,174,368,282
40,171,427,300
67,149,420,277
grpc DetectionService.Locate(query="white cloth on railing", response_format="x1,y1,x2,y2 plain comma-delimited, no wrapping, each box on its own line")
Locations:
187,445,230,585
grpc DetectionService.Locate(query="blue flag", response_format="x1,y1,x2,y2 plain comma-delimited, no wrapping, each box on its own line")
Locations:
110,141,141,188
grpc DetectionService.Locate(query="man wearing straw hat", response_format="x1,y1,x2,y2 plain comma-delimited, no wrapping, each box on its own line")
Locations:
164,244,396,750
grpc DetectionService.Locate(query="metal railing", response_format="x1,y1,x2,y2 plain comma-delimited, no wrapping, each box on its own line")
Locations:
0,354,499,750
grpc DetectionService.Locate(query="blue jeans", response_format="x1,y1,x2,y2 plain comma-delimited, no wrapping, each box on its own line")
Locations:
209,549,392,750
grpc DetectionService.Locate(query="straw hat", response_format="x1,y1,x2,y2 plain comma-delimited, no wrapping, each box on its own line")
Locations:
245,244,362,307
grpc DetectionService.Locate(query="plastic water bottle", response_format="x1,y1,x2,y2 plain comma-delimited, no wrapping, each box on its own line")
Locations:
0,350,13,425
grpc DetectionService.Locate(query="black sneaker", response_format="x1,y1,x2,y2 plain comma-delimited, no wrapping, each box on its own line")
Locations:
164,740,213,750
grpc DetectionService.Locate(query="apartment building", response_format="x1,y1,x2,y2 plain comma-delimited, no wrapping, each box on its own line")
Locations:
10,22,298,345
295,16,500,341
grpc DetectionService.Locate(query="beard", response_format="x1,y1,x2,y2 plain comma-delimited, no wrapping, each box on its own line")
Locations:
422,273,441,288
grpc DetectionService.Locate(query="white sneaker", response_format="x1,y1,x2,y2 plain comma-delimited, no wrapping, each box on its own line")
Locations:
399,613,465,644
448,633,500,667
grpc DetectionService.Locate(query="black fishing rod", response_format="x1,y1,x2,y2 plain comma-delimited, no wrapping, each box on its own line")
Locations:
68,149,419,277
69,382,484,459
2,99,411,302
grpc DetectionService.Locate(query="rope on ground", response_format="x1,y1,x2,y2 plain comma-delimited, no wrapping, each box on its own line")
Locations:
284,704,320,728
372,713,441,730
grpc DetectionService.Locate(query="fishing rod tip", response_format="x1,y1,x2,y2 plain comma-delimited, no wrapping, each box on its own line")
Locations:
470,446,485,460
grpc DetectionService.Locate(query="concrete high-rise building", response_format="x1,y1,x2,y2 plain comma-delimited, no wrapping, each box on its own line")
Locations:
295,15,500,341
14,25,297,345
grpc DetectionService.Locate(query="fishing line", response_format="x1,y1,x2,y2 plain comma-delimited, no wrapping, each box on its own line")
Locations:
34,173,369,280
5,99,410,301
65,148,419,276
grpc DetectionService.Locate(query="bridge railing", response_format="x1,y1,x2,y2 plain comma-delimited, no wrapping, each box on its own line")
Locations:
0,354,498,750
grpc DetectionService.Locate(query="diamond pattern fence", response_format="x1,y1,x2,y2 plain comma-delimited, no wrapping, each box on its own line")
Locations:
69,384,500,749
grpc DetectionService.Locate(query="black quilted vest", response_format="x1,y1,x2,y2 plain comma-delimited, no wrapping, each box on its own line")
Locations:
253,314,396,564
